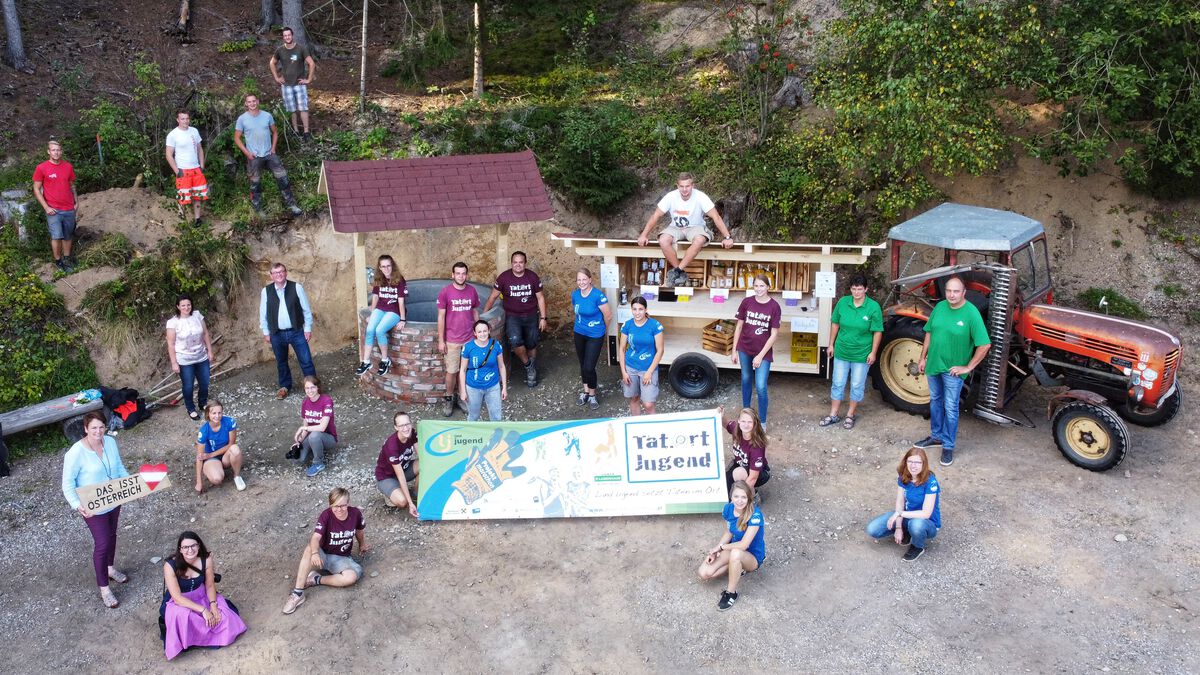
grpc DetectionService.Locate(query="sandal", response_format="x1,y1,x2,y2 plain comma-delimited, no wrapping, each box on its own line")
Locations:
843,415,857,430
819,415,841,427
101,588,119,609
108,569,129,584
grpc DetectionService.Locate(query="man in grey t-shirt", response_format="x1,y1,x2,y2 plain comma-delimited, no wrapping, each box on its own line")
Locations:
234,94,302,218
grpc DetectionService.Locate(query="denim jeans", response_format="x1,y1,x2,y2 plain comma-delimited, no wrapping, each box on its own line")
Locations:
466,383,503,421
927,372,965,449
269,328,316,391
830,357,870,402
738,351,772,422
364,309,401,352
178,358,211,414
865,511,939,549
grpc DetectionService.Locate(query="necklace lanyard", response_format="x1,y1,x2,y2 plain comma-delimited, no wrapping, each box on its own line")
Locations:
90,437,115,481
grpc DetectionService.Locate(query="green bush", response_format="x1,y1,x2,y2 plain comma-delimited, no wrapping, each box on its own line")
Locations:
218,39,256,53
1076,287,1149,320
77,232,134,268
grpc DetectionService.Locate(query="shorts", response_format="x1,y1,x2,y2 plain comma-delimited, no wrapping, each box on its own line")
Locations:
376,465,416,498
317,550,363,579
505,313,541,350
47,209,77,240
280,84,309,113
175,168,209,205
622,367,660,402
444,341,465,373
660,223,713,244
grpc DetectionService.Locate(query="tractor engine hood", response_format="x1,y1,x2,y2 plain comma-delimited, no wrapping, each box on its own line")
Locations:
1018,303,1183,401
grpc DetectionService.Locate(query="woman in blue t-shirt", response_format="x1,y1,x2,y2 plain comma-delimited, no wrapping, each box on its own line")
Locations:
617,296,665,416
194,401,245,494
697,480,765,611
865,446,941,562
458,320,507,421
571,268,612,411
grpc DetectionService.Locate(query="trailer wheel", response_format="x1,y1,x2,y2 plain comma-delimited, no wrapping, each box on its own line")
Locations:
668,352,719,399
63,414,87,443
873,319,930,416
1119,388,1181,427
1052,401,1129,472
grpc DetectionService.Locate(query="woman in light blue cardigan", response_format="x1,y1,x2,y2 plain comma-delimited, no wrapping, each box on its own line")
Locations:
61,411,131,608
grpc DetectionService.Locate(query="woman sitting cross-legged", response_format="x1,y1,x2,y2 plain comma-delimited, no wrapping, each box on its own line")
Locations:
159,530,247,660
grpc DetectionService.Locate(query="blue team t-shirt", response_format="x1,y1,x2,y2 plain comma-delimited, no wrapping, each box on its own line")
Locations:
723,502,766,565
898,473,941,528
462,338,502,389
572,288,609,338
196,416,238,455
235,110,276,158
621,317,663,370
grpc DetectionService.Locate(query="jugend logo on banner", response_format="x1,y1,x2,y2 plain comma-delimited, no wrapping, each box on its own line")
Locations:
626,418,719,483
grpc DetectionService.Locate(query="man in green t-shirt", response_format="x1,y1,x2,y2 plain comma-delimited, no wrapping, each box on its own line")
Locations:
821,274,883,430
916,276,991,466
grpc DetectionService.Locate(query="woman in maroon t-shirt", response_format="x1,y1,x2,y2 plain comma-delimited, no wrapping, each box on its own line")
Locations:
374,411,419,518
293,376,336,478
719,406,771,495
282,487,369,615
355,254,408,377
730,274,781,423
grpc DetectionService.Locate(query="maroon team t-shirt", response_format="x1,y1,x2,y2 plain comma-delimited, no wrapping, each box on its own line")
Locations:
735,296,782,361
374,430,417,481
315,506,364,556
493,270,543,316
301,394,337,440
437,283,480,343
33,160,76,210
725,420,769,472
372,279,408,315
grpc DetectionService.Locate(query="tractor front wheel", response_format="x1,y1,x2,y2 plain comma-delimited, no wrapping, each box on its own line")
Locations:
1119,388,1181,428
1052,401,1129,472
873,319,930,416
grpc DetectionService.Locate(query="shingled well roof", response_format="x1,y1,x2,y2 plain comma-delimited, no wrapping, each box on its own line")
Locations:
320,150,554,233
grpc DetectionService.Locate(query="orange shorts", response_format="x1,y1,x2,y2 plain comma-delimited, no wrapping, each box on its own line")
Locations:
175,167,209,205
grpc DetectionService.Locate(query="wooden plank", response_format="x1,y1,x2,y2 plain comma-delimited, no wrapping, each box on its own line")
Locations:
1,394,104,437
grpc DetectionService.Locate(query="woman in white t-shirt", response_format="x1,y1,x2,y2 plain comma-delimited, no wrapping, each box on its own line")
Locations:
166,294,215,420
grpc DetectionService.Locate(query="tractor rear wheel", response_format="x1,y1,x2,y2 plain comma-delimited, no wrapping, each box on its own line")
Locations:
873,319,930,416
1052,401,1129,472
1119,388,1181,427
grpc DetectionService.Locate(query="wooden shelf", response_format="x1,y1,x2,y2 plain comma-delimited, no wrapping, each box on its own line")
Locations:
657,332,820,375
631,291,820,320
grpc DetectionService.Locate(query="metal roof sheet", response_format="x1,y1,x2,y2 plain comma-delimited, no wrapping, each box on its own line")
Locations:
887,203,1044,250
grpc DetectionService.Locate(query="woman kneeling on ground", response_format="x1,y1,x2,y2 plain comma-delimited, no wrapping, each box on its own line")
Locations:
719,406,770,495
375,411,419,518
293,375,336,477
355,254,408,377
194,401,246,493
618,296,664,416
697,480,765,612
160,530,247,660
282,487,369,614
864,447,941,562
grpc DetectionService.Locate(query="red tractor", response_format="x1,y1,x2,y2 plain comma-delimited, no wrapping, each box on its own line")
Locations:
873,204,1183,471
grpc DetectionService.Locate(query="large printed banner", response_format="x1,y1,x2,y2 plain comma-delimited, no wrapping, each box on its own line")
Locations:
417,410,727,521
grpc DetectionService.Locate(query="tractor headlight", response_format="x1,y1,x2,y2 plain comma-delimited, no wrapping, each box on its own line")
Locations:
1130,385,1145,402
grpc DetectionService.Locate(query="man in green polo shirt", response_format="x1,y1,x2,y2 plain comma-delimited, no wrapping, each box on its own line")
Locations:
916,276,991,466
821,274,883,430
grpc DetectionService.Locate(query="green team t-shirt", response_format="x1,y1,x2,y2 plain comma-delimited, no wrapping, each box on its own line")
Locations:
924,300,991,379
831,295,884,362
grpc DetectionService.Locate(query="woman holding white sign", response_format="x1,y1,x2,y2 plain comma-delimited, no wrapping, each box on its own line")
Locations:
617,296,665,416
697,480,765,612
159,530,247,659
60,411,131,609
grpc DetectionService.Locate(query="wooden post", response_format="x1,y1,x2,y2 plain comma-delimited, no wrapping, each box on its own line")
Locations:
358,0,368,114
495,222,510,278
354,232,368,344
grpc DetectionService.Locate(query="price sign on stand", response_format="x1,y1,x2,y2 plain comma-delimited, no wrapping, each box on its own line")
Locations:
814,271,837,298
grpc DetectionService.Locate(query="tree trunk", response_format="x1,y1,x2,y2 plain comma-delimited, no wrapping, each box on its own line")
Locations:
258,0,279,34
174,0,190,34
1,0,33,73
472,2,483,98
358,0,367,113
281,0,311,49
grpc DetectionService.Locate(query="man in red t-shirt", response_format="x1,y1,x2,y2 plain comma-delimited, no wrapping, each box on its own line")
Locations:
32,140,79,273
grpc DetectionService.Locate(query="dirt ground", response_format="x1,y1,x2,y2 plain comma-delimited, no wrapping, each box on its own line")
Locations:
1,335,1197,673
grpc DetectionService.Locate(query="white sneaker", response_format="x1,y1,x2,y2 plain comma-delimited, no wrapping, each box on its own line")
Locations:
234,475,247,491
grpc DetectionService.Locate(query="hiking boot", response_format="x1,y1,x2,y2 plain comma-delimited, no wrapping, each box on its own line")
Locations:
939,448,955,466
305,463,326,478
442,396,455,417
525,359,538,387
66,255,78,269
913,436,942,449
54,258,68,273
282,591,305,614
717,590,738,611
901,545,925,562
377,359,392,376
354,361,371,376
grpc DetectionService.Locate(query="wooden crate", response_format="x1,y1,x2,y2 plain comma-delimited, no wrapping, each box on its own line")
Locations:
680,260,707,287
701,319,737,356
707,260,737,289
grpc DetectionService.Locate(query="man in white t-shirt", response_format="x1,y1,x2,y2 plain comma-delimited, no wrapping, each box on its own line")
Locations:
637,172,733,286
165,110,208,225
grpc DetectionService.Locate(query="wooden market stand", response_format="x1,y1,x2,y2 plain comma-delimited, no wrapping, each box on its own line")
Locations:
552,234,886,385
